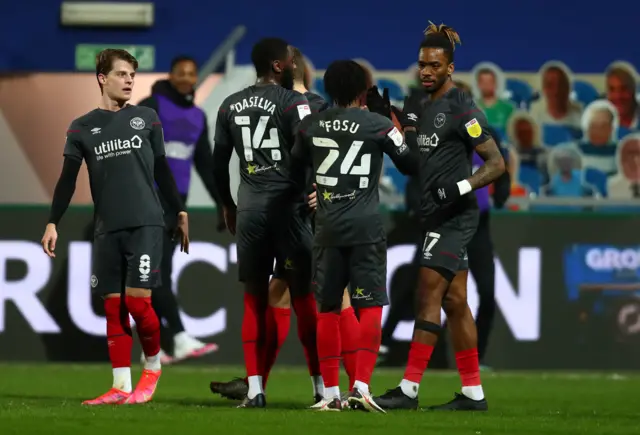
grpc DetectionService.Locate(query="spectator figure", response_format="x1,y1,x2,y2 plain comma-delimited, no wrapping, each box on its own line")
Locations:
542,146,595,197
605,62,640,135
471,62,514,134
530,61,583,135
507,111,547,180
607,134,640,198
571,100,619,176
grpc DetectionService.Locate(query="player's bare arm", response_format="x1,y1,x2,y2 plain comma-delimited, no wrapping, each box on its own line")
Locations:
466,138,506,190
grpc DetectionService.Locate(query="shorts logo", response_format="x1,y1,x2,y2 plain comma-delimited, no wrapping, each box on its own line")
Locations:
434,113,446,128
139,254,151,282
407,113,418,123
422,232,441,260
437,188,446,200
464,118,482,138
90,275,98,288
130,117,146,130
352,286,373,301
284,258,294,270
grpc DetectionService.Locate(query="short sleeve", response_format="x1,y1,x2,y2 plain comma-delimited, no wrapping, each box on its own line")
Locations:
283,93,311,136
456,102,492,148
213,106,232,149
291,115,313,163
378,118,410,159
63,122,84,160
149,110,165,157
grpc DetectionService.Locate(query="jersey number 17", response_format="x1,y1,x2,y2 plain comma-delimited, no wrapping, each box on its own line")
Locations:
235,115,280,163
313,137,371,188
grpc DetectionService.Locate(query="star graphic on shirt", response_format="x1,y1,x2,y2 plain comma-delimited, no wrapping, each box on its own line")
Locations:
354,287,365,296
322,190,332,202
247,164,256,174
284,258,294,270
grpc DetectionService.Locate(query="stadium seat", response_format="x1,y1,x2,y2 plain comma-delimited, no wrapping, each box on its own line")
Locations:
376,78,405,103
542,124,580,146
617,126,634,139
504,78,533,110
584,167,608,197
518,164,542,194
572,81,600,107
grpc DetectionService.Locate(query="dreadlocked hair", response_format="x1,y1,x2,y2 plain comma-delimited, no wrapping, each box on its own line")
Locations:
323,60,368,107
421,21,462,63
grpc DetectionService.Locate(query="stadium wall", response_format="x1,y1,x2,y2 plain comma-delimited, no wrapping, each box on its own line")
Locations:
1,208,638,370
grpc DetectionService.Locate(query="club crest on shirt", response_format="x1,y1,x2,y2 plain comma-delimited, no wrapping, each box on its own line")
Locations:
464,118,482,138
130,117,145,130
434,113,446,128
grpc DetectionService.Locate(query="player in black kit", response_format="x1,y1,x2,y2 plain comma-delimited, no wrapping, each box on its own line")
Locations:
40,49,189,405
373,23,505,411
291,60,416,412
211,38,316,409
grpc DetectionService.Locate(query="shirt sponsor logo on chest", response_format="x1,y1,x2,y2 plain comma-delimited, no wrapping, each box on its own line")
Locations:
94,135,142,161
417,133,439,152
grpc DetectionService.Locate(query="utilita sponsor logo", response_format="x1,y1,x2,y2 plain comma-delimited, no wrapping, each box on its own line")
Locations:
94,135,142,160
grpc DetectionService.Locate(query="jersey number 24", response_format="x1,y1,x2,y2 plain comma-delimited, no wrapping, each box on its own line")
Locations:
313,137,371,188
235,115,280,163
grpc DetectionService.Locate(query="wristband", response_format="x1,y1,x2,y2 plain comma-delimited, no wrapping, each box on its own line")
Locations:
456,179,472,196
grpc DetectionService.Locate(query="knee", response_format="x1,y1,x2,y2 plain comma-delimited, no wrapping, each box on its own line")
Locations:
443,291,467,317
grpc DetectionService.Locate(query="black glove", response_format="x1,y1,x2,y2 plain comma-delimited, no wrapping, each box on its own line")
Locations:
391,106,418,130
431,181,462,205
366,86,391,119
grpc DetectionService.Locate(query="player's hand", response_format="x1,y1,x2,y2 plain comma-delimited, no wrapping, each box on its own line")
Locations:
308,183,318,211
216,209,227,232
431,182,461,205
175,211,190,254
366,86,391,119
41,223,58,258
223,206,237,236
391,106,418,130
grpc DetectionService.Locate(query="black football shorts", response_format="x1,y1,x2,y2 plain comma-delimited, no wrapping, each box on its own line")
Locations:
419,211,479,276
313,242,389,310
237,206,313,293
91,225,163,296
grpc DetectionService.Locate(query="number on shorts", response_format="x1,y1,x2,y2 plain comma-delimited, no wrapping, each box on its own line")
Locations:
422,232,441,259
312,137,371,187
235,115,281,162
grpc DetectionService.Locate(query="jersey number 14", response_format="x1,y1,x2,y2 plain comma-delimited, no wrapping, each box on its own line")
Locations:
235,115,280,162
313,137,371,188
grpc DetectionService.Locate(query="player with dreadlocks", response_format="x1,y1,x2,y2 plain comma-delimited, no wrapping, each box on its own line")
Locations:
370,22,505,411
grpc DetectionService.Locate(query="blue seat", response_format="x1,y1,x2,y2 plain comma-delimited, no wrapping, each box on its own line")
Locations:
505,78,533,110
376,78,405,103
518,164,542,194
617,126,635,139
572,81,600,107
542,124,579,146
584,167,608,196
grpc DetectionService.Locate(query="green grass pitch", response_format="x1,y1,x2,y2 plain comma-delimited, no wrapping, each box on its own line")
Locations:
0,364,637,434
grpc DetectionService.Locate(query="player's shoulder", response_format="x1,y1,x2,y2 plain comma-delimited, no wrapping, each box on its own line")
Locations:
304,91,329,112
298,109,323,132
129,104,159,119
69,109,100,128
361,111,394,134
447,87,477,112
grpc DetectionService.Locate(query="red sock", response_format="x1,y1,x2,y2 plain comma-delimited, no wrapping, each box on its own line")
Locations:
292,293,320,376
242,293,265,377
105,298,133,368
354,306,382,386
455,348,481,386
125,296,160,359
317,312,341,388
403,341,434,383
262,306,291,387
339,306,360,389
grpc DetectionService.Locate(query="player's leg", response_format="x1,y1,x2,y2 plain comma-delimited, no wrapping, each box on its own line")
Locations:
82,231,132,405
339,288,359,393
121,226,164,404
150,229,217,363
468,212,496,366
310,246,349,411
261,272,292,388
346,242,388,413
374,229,460,410
428,249,488,411
235,210,274,408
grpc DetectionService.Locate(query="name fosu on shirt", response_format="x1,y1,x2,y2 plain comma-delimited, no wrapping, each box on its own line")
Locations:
230,97,276,114
320,120,360,134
